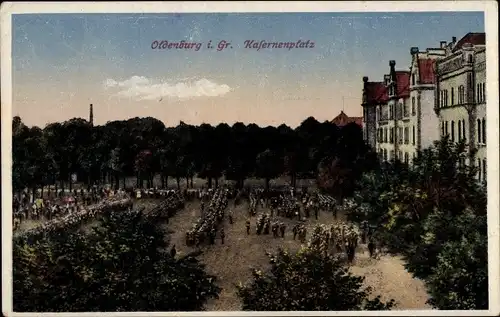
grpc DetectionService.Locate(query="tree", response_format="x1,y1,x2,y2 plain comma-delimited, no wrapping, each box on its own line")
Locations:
236,247,395,311
255,149,282,190
13,208,221,312
424,208,488,310
343,137,488,310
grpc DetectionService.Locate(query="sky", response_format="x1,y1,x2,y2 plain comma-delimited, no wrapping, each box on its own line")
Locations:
12,12,484,128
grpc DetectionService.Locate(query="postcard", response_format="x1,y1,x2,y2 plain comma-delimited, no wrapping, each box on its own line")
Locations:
1,1,499,316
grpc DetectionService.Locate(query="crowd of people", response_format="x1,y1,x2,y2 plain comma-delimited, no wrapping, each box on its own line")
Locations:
13,181,380,264
254,213,287,238
148,190,185,221
306,220,377,263
185,187,229,247
12,187,129,231
13,193,133,244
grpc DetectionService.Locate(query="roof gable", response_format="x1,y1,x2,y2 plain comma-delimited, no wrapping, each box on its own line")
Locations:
365,82,388,104
452,32,485,52
395,71,410,97
417,58,436,84
332,111,363,127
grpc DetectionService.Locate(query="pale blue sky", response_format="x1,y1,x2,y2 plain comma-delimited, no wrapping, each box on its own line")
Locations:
12,12,484,127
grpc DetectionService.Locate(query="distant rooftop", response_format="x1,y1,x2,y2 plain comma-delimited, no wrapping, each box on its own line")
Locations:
332,111,363,127
452,32,486,52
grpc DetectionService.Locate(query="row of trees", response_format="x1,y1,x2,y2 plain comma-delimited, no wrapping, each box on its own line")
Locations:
319,137,488,310
12,115,370,197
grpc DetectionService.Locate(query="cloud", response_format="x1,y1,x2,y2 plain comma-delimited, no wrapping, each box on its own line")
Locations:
103,75,232,101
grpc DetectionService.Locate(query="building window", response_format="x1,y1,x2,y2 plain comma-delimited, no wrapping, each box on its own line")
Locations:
477,119,482,144
390,105,394,119
383,149,388,161
441,122,445,137
445,121,449,136
412,126,415,145
458,120,462,141
483,83,486,101
476,83,483,103
462,120,466,140
411,97,416,115
451,87,455,105
483,159,487,183
451,121,455,142
411,73,415,86
404,152,409,165
468,54,473,63
399,127,403,144
390,150,395,161
390,128,394,143
398,150,402,161
477,159,481,182
458,85,465,104
398,103,403,119
482,118,486,144
384,128,388,143
404,127,409,144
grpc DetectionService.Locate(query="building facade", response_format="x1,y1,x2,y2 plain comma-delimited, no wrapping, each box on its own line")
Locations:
435,33,486,182
361,77,387,150
362,32,486,182
362,61,412,163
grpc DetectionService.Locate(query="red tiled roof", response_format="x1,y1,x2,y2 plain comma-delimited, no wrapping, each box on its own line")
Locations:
365,82,388,104
452,32,485,52
396,71,410,97
417,58,436,84
332,111,363,127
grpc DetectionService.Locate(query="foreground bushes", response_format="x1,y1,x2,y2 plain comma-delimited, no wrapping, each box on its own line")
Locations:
236,247,395,311
335,137,488,310
13,208,220,312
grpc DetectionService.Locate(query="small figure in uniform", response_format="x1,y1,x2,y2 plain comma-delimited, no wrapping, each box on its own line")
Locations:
246,220,251,235
368,238,375,258
220,228,225,245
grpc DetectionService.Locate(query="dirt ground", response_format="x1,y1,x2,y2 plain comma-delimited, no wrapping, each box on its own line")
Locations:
165,199,432,311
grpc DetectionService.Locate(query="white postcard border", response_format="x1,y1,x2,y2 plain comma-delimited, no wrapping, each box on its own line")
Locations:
1,1,498,316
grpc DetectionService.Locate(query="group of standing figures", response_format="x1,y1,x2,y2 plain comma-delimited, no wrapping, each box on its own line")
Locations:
307,220,377,263
185,188,229,247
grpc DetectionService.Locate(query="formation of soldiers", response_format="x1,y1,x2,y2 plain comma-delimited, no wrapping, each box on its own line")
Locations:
185,187,229,247
292,222,308,243
254,213,287,238
305,220,376,263
271,195,301,219
148,191,185,220
318,193,338,218
12,187,129,230
13,194,133,244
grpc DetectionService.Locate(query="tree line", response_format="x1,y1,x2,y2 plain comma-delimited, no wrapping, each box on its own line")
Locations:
12,115,373,198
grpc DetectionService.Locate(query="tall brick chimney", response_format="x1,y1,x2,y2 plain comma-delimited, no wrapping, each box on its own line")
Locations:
89,104,94,127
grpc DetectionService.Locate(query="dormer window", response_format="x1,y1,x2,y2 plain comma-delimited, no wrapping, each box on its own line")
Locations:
468,54,473,63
